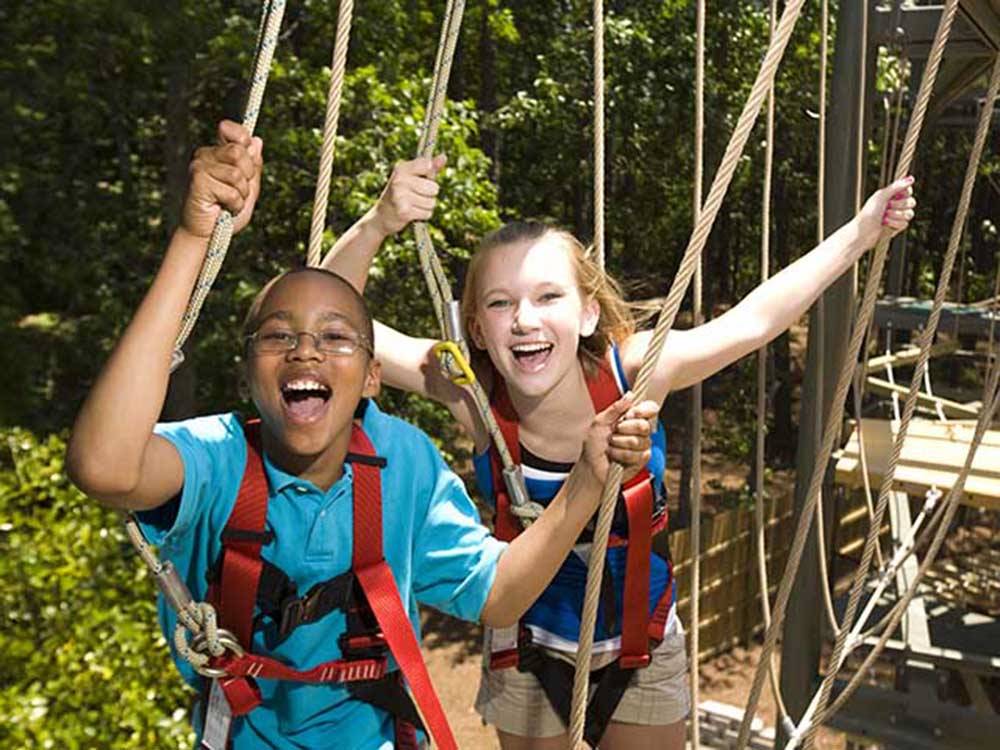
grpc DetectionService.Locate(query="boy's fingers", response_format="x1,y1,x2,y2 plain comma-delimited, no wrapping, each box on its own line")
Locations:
217,119,251,146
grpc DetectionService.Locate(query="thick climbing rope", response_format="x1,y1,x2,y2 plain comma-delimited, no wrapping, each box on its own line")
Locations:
593,0,605,269
306,0,355,268
734,3,960,746
750,0,794,734
567,0,810,743
170,0,286,370
123,0,287,674
792,48,1000,748
688,1,705,746
404,0,540,523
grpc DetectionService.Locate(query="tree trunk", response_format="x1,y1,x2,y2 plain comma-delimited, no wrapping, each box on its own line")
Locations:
477,5,499,183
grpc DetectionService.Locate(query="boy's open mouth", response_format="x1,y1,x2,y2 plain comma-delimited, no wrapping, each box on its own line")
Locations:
281,378,332,422
510,342,553,371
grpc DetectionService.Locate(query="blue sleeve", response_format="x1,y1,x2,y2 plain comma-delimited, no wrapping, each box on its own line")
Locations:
136,414,244,553
411,446,507,623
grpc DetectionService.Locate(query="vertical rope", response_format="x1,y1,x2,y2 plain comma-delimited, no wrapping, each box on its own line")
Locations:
689,1,705,746
736,3,960,747
306,0,355,267
568,0,809,743
413,0,466,331
751,0,792,730
171,0,286,369
593,0,606,269
854,0,868,214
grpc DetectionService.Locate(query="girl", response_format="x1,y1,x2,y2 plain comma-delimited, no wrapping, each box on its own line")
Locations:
325,160,916,750
66,121,659,749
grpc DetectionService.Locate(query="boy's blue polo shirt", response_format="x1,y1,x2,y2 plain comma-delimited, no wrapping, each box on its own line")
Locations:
138,400,506,749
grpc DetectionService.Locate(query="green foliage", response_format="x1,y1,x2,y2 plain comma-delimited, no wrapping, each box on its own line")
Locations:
0,429,194,749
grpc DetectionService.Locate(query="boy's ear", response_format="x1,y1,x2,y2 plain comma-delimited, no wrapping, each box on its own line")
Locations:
362,357,382,399
580,296,600,338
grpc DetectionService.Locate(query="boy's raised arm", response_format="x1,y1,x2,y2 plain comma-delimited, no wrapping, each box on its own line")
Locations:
66,121,262,510
320,155,445,293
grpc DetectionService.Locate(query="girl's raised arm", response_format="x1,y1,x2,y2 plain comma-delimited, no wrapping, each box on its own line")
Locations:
321,155,445,292
320,155,490,444
622,177,916,402
66,121,263,510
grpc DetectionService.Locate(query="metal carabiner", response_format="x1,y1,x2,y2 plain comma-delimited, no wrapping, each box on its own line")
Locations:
189,629,245,679
433,340,476,386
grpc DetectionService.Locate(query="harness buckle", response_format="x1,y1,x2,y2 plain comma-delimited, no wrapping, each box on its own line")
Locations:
618,653,651,670
277,583,328,640
339,628,388,657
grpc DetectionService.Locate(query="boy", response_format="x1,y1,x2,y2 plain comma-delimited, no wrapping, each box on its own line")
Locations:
66,121,658,748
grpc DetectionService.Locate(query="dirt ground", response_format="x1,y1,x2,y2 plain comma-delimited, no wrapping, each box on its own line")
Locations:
419,611,847,748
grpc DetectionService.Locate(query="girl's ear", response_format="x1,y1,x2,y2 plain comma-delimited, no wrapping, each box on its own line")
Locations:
363,358,382,398
469,316,487,349
580,296,600,338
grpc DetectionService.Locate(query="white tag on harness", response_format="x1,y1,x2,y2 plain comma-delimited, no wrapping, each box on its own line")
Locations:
201,679,232,750
489,624,519,655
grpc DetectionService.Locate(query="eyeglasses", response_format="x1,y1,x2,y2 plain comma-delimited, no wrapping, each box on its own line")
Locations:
246,328,373,357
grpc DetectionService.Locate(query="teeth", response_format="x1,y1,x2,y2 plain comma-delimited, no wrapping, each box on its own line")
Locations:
283,379,329,392
511,343,552,354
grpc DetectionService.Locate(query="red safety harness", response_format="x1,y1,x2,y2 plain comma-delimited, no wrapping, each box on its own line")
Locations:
203,418,457,749
485,359,673,744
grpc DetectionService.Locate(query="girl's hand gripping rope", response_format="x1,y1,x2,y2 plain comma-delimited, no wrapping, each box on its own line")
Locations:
369,154,447,238
856,175,917,248
580,393,659,488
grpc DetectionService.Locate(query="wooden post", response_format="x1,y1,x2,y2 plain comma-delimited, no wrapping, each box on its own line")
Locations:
777,1,876,745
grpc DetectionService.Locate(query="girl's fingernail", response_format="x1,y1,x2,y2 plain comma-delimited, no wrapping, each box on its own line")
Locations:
894,191,905,199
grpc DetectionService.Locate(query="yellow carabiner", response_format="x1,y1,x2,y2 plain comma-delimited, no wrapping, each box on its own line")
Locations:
433,341,476,386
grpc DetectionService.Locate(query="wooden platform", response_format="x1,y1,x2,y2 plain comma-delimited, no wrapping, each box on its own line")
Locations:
834,419,1000,510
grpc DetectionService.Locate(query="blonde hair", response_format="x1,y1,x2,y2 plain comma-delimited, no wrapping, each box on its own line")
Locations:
460,221,636,376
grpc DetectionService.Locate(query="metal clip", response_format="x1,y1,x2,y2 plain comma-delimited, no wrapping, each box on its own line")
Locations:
503,466,530,511
444,301,464,344
433,340,476,386
154,561,195,617
190,630,245,679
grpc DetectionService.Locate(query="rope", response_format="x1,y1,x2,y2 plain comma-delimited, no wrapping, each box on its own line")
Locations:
171,0,286,370
736,3,959,746
306,0,355,268
593,0,605,269
689,0,705,745
403,0,534,516
854,0,868,214
795,47,1000,747
567,0,809,742
750,0,794,731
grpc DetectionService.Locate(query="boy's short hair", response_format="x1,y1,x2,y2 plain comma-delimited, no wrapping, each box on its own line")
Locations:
241,267,375,350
